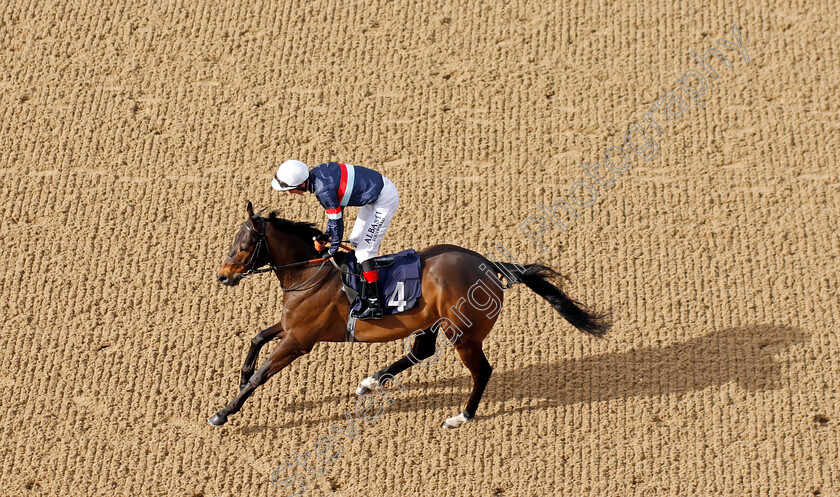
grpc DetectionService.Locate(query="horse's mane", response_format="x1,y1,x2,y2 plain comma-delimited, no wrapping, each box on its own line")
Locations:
266,211,324,240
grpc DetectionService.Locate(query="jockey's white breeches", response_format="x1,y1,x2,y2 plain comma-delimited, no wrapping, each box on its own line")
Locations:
348,176,399,263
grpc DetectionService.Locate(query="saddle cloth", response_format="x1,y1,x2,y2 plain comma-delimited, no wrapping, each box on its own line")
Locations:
340,249,422,315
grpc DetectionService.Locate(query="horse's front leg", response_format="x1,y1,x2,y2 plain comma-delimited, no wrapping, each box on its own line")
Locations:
209,331,311,427
240,323,285,390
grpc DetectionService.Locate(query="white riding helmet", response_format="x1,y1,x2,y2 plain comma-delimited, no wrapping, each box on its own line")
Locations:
271,160,310,191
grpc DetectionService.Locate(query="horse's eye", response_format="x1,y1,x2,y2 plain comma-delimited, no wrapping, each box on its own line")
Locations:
239,245,248,252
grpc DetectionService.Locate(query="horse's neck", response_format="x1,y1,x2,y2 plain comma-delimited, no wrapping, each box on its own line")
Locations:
268,229,326,282
268,231,315,266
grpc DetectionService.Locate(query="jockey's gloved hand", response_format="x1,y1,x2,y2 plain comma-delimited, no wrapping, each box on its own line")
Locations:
313,234,331,253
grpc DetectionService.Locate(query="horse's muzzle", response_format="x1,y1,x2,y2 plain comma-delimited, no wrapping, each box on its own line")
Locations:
217,273,242,286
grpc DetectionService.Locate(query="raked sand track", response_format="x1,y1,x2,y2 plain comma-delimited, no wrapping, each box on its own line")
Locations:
1,0,839,495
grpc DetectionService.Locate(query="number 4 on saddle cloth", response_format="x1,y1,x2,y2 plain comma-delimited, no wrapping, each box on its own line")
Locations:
337,248,422,317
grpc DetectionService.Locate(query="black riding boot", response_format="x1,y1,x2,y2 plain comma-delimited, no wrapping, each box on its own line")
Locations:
352,260,384,320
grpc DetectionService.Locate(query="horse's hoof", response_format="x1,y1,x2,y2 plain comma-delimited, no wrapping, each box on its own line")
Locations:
208,413,228,426
355,376,379,395
441,412,472,429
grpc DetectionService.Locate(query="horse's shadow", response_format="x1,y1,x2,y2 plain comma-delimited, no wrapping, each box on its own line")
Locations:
240,325,807,434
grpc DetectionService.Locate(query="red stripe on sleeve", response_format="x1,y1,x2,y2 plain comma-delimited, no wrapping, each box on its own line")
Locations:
336,163,348,202
325,207,342,214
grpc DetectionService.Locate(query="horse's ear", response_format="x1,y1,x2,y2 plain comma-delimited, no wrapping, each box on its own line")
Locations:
245,201,258,229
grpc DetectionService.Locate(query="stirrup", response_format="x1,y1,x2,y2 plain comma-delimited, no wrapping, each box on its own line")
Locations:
352,298,383,320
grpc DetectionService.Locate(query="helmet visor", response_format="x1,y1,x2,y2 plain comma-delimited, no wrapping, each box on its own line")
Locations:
271,172,299,191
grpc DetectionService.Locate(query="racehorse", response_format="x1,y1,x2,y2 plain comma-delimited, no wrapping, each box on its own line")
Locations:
210,202,610,428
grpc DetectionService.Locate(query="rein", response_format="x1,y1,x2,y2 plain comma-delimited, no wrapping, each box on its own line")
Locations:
244,255,334,275
229,217,344,292
244,255,332,292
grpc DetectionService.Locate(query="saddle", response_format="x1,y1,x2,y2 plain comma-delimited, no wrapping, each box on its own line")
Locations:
337,249,422,341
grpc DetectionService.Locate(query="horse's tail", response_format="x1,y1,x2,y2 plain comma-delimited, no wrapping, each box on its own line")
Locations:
497,263,611,337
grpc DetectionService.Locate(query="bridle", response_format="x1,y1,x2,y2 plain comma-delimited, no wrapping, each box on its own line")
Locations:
225,217,332,291
224,218,267,272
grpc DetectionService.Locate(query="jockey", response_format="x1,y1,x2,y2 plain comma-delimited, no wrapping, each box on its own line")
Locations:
271,159,400,320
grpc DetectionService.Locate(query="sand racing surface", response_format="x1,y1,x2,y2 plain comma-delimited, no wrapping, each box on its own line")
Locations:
2,0,839,495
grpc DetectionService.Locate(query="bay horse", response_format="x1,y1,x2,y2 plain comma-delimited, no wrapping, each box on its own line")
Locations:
210,202,610,428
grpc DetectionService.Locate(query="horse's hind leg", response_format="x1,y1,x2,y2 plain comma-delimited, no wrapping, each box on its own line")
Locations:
240,322,284,390
442,340,492,429
355,326,438,395
209,332,309,426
